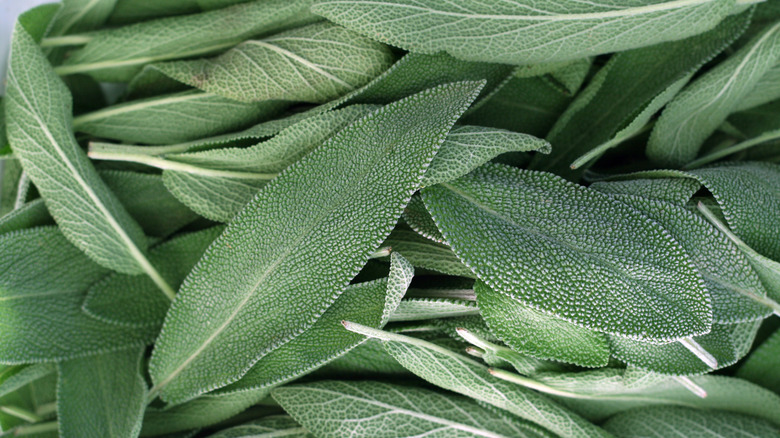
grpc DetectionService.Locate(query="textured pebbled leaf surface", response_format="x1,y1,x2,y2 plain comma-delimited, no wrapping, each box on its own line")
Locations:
6,22,149,275
737,328,780,394
205,416,313,438
312,0,735,66
155,22,394,103
380,228,474,278
149,82,482,404
475,280,610,368
0,228,157,363
273,380,540,438
422,163,710,342
57,348,146,438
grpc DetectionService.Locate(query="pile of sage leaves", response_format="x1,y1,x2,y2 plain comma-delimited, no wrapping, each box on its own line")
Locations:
1,0,780,437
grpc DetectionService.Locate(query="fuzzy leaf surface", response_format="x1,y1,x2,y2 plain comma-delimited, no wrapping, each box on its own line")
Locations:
604,406,779,438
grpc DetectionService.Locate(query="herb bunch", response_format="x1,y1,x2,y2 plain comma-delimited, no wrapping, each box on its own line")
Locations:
1,1,780,437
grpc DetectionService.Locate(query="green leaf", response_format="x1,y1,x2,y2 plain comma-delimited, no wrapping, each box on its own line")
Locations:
149,82,483,404
204,416,313,438
316,338,410,377
154,22,394,103
5,22,155,278
0,365,56,399
0,199,53,236
58,0,319,81
422,164,710,342
344,323,610,438
604,406,780,438
609,320,761,375
380,228,474,278
0,228,157,363
422,126,550,187
648,22,780,166
214,252,412,395
533,12,750,177
735,63,780,112
57,348,147,438
140,389,270,437
312,0,736,66
592,187,773,323
83,226,224,329
47,0,117,37
737,328,780,394
73,91,287,145
589,178,700,205
100,170,200,237
391,298,479,322
475,280,610,368
158,105,376,221
273,380,547,438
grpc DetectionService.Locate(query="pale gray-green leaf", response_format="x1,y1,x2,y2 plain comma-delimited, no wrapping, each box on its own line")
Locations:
57,348,146,438
735,63,780,112
381,228,474,278
422,163,710,342
475,280,610,368
737,328,780,394
391,298,479,322
0,199,53,236
0,365,55,399
155,22,394,103
273,380,544,438
648,22,780,166
0,228,157,363
47,0,117,37
205,416,312,438
403,193,444,243
149,82,482,404
6,22,150,275
312,0,736,65
59,0,319,81
589,178,700,205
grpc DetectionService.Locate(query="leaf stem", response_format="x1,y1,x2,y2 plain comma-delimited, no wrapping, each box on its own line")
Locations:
0,405,42,423
13,172,30,210
672,376,707,398
570,123,653,170
40,34,92,47
10,421,59,436
678,337,718,369
88,150,277,180
685,128,780,169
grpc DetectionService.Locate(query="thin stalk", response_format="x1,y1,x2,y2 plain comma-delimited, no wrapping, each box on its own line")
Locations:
14,172,30,209
673,376,707,398
35,402,57,418
88,150,277,180
40,34,92,47
570,123,653,170
11,421,59,436
685,128,780,169
678,337,718,369
0,406,42,423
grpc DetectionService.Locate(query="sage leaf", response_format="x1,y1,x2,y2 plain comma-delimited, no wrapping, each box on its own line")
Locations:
0,365,55,399
475,280,610,368
312,0,736,66
737,328,780,393
344,323,610,438
648,22,780,166
214,252,412,395
205,416,312,438
161,173,266,223
402,193,444,243
381,228,474,278
0,228,157,363
58,0,319,81
47,0,116,38
140,389,270,437
589,178,700,205
391,298,479,322
735,63,780,112
5,22,154,277
273,380,544,438
533,12,750,177
154,22,394,103
0,199,53,236
316,338,410,377
422,126,551,187
149,82,483,404
422,163,710,342
604,406,780,438
57,348,146,438
73,91,286,145
83,226,224,329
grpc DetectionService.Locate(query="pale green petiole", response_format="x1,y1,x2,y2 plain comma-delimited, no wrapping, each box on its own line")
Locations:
685,128,780,169
678,337,718,369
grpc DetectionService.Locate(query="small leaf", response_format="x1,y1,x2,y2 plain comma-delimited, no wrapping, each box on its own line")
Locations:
312,0,736,65
273,380,545,438
0,199,53,236
381,228,474,278
155,22,394,103
205,416,313,438
402,193,444,243
422,164,710,342
475,280,610,368
149,82,483,404
58,0,319,81
57,348,146,438
604,406,780,438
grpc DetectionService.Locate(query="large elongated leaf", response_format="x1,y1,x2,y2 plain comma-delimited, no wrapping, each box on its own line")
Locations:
273,380,548,438
0,228,157,363
155,22,393,103
74,91,286,145
47,0,117,37
532,12,750,178
5,22,150,276
737,328,780,394
149,82,482,404
57,348,146,438
215,253,412,395
345,323,609,438
312,0,736,66
648,22,780,166
58,0,319,81
604,406,780,438
422,163,710,342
